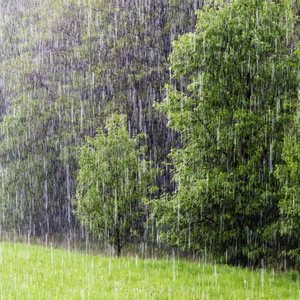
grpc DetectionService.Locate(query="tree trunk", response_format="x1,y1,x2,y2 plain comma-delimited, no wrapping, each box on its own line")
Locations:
117,244,121,257
114,226,121,257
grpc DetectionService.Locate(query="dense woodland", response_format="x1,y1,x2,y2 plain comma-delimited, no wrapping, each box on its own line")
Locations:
0,0,300,268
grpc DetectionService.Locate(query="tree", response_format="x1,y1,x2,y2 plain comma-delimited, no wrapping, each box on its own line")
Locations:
73,114,157,256
275,110,300,265
155,0,299,266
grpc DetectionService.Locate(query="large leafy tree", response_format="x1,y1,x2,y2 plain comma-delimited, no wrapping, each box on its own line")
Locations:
155,0,299,266
275,110,300,264
73,114,157,256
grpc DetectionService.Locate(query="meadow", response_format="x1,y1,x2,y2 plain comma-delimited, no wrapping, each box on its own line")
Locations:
0,242,297,299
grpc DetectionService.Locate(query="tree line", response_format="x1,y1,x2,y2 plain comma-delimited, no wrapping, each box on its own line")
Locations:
0,0,300,268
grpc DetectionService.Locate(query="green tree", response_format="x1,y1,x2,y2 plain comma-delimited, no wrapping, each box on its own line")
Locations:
73,114,157,256
155,0,299,266
275,110,300,264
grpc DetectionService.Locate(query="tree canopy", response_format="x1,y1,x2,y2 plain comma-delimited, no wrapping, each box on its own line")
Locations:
155,0,300,266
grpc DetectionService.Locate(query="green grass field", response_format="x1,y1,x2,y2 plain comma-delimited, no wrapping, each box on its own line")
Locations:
0,242,298,299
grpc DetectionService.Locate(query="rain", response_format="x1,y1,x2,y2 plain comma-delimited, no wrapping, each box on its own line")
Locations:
0,0,299,298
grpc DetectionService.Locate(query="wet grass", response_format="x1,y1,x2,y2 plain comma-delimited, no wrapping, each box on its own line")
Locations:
0,242,298,299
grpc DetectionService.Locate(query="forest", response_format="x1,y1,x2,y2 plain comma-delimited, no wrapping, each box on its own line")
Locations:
0,0,300,269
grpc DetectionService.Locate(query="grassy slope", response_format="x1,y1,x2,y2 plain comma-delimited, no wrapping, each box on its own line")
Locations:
0,242,298,299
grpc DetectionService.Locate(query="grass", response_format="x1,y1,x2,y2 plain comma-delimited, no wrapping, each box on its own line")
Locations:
0,242,298,299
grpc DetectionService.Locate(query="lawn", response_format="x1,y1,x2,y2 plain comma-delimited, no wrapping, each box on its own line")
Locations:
0,242,298,299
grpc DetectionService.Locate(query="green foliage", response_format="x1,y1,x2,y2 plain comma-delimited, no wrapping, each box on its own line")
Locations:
155,0,300,266
275,102,300,263
0,0,97,235
73,114,157,256
0,0,198,236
